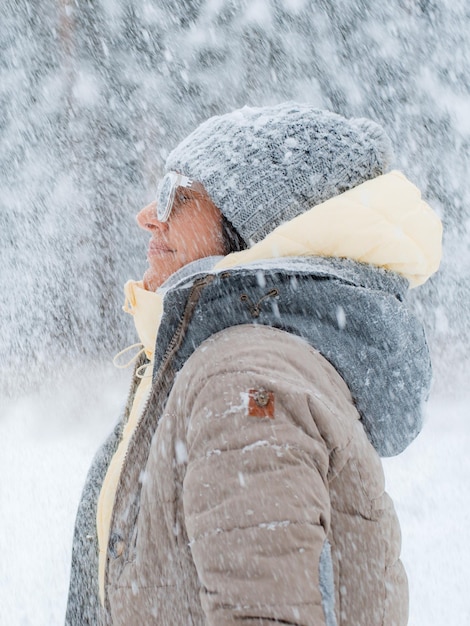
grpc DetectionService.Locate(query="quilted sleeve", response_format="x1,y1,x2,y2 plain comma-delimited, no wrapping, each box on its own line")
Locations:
182,346,336,626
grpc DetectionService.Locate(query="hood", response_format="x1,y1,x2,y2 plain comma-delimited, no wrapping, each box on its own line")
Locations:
123,280,163,361
215,170,442,287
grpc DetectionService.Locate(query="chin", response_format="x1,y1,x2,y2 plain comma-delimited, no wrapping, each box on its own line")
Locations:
143,269,162,292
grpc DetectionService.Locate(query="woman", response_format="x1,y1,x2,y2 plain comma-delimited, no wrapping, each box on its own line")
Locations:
66,103,442,625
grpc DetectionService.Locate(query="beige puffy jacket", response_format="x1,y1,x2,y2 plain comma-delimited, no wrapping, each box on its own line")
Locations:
103,324,407,626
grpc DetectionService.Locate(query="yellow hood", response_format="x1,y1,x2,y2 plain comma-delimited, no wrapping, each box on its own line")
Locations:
215,171,442,287
123,280,164,360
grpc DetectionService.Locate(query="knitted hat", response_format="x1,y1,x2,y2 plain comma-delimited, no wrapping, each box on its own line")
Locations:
166,102,393,244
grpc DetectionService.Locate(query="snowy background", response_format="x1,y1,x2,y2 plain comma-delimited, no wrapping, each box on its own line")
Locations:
1,0,469,624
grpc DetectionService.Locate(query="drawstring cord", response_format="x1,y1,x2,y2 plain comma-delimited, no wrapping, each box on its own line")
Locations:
113,343,145,369
135,362,153,379
113,343,154,379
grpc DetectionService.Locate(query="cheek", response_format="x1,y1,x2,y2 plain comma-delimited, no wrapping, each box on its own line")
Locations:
184,219,220,252
199,224,224,254
170,200,224,258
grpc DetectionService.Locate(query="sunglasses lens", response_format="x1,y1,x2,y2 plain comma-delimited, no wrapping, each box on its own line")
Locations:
156,174,174,222
156,172,193,222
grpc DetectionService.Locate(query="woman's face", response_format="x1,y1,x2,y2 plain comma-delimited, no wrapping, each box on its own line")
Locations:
136,187,225,291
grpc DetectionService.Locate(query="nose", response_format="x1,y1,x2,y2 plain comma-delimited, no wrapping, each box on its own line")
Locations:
136,202,168,232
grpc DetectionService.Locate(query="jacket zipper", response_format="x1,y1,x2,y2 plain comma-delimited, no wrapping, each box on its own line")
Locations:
122,274,214,464
103,274,214,611
137,273,215,428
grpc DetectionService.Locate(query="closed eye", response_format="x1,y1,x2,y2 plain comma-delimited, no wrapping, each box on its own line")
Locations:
175,190,192,204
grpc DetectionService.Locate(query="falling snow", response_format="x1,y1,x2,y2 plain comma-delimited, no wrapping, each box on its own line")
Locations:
1,0,469,624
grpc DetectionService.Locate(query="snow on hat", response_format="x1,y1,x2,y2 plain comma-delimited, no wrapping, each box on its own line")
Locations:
166,102,393,244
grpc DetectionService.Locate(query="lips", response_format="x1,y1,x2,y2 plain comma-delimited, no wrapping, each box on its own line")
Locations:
148,240,174,255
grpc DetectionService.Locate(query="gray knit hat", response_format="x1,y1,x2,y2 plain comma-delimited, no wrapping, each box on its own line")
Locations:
166,102,393,244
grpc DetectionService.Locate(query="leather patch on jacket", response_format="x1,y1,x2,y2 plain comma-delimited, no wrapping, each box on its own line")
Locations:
248,388,275,418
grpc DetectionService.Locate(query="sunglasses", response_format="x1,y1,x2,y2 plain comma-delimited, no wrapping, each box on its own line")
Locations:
155,171,206,222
